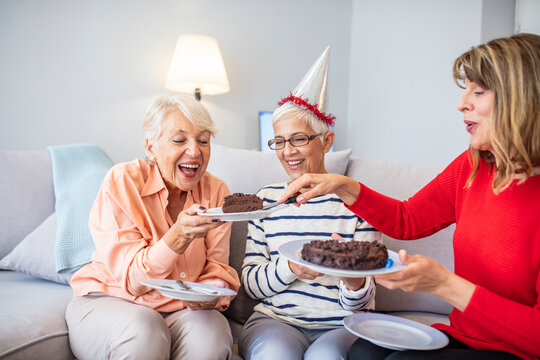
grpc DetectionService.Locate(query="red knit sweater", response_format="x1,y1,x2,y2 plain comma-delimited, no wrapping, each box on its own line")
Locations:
347,151,540,359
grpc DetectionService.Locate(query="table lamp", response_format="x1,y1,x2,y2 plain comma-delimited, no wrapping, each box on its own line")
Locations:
165,34,230,101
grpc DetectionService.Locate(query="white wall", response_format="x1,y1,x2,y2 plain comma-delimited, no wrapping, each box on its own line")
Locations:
482,0,516,42
515,0,540,34
1,0,539,165
345,0,517,165
0,0,352,162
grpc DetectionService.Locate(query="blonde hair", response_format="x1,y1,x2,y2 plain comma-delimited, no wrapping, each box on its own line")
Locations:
453,33,540,193
142,94,216,158
271,102,330,140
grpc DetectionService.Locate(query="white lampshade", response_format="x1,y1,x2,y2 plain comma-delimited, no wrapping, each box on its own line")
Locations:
165,34,230,97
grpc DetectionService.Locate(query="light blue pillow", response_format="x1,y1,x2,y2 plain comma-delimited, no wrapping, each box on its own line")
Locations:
48,144,114,273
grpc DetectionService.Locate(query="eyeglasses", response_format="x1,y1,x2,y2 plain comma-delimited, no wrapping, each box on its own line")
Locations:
268,134,321,150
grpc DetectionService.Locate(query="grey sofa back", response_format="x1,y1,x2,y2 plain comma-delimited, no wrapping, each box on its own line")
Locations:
345,156,454,315
0,151,55,258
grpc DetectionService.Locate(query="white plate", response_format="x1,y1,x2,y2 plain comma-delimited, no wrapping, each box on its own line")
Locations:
344,313,449,350
197,204,289,222
278,239,407,278
141,279,237,302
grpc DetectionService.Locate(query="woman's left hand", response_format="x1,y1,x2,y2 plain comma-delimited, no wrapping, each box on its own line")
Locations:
183,279,226,311
340,277,366,291
375,250,449,293
375,250,475,312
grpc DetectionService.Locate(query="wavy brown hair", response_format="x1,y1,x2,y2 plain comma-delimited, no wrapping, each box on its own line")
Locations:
453,33,540,193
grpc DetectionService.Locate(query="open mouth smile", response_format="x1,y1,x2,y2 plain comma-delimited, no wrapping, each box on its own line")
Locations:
287,159,304,169
178,163,200,178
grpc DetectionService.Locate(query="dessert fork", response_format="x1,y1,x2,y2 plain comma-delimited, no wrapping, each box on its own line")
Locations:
262,194,299,210
175,280,220,295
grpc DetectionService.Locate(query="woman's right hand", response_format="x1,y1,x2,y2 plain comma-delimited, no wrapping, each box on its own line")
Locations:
164,204,223,254
278,173,361,206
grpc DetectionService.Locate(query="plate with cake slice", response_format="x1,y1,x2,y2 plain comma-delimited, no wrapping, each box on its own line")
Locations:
198,192,289,221
198,204,289,221
278,239,407,277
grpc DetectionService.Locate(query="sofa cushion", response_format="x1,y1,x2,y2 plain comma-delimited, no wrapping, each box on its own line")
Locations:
207,144,352,194
0,271,74,360
0,151,55,259
0,213,72,285
345,156,453,315
224,221,259,325
48,144,114,274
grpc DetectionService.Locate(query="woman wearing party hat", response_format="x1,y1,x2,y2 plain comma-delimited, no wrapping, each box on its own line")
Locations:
238,47,382,359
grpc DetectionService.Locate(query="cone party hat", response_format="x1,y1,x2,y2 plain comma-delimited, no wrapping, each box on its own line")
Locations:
278,46,335,126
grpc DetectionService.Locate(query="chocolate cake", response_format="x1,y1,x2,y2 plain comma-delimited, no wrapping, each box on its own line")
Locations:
222,193,263,213
301,240,388,270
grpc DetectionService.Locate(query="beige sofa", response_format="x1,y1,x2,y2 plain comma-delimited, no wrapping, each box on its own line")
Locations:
0,144,452,359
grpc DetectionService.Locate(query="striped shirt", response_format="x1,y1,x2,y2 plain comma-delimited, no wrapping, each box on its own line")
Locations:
241,182,383,328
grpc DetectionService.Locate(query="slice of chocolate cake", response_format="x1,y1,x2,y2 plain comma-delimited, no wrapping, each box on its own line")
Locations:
222,193,263,213
301,240,388,270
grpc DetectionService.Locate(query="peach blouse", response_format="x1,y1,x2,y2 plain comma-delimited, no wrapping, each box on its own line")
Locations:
70,159,240,312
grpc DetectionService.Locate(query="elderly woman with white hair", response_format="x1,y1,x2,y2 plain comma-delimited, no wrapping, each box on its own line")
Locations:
239,48,382,360
65,94,240,360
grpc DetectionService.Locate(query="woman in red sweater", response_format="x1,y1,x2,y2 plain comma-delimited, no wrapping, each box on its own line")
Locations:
278,33,540,360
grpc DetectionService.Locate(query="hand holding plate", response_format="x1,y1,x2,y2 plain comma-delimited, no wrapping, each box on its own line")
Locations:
374,249,475,312
288,260,323,280
375,250,448,293
166,204,222,254
340,277,367,291
182,278,227,310
183,297,219,310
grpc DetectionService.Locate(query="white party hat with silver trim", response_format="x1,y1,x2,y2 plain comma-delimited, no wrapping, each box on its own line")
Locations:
278,46,334,126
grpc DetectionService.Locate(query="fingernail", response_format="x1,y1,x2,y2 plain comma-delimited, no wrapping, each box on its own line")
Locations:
297,196,304,203
199,206,206,211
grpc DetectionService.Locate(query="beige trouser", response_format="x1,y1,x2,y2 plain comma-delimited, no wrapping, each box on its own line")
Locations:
65,294,233,360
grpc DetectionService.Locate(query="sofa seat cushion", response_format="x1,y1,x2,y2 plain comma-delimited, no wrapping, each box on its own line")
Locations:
0,271,74,360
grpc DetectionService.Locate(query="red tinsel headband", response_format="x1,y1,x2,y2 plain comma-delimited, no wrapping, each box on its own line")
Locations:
278,92,335,127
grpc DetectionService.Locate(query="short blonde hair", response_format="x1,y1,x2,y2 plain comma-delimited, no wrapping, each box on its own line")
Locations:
142,94,216,157
453,33,540,193
271,102,330,139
